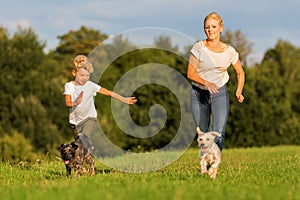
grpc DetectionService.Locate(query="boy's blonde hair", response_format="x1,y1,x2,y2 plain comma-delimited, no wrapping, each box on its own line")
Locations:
73,55,94,73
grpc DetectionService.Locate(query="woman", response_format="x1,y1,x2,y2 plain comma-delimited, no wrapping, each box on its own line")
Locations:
187,12,245,151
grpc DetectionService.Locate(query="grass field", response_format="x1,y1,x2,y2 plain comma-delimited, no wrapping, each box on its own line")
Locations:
0,146,299,200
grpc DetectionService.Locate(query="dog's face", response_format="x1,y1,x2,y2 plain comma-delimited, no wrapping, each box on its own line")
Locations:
196,127,221,151
58,144,76,165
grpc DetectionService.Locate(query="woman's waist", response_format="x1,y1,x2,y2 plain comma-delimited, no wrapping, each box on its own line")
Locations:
191,81,207,90
191,81,227,92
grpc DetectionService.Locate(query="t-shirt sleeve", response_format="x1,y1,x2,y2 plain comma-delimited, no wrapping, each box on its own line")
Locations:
190,42,201,60
63,83,72,95
95,85,101,95
230,46,239,65
91,82,101,96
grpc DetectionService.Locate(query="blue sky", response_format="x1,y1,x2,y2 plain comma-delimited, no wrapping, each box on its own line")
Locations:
1,0,299,63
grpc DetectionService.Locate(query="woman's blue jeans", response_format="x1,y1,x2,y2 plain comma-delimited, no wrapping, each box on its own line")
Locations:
190,85,229,150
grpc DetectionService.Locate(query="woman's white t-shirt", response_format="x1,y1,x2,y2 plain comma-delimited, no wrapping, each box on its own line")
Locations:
64,81,101,125
191,40,239,88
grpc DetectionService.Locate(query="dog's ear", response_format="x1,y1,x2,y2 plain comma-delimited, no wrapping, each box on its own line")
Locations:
196,127,203,135
212,132,222,138
71,142,79,150
57,144,65,151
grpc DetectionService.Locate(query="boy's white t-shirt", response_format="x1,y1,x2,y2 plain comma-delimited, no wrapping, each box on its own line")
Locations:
190,40,239,88
64,81,101,125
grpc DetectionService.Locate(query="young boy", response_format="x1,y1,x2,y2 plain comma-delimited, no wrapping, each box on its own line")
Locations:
64,55,137,140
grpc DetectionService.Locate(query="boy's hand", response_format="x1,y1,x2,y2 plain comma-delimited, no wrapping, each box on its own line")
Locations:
126,97,137,104
76,91,84,105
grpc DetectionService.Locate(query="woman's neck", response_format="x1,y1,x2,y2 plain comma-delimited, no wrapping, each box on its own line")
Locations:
204,39,227,53
205,39,221,48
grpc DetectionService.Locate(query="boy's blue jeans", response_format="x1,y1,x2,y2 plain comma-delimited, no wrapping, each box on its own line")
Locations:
190,85,229,150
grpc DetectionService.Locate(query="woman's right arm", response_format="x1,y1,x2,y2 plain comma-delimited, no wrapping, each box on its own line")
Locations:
187,54,219,94
187,54,205,85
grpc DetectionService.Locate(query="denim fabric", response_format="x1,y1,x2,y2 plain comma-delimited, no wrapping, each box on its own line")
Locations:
190,85,229,150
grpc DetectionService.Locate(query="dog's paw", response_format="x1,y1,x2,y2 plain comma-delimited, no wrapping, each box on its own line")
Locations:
201,170,208,175
90,170,95,176
209,173,217,179
82,167,88,174
208,167,217,179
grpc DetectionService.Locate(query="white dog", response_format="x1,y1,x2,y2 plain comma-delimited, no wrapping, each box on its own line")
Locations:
196,127,222,179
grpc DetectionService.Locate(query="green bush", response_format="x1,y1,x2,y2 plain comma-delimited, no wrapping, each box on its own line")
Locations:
0,130,37,161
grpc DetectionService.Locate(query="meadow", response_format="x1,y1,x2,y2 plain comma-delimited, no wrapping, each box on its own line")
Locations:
0,146,299,200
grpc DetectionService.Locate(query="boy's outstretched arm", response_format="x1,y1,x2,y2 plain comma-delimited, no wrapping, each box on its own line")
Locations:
99,87,137,105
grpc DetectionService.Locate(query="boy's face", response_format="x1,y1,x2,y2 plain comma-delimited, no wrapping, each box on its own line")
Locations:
73,68,90,85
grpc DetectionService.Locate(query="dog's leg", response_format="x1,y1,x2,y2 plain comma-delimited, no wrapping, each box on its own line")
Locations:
66,165,71,177
208,154,221,179
90,159,95,176
200,158,208,175
84,153,95,176
74,164,81,177
208,166,217,179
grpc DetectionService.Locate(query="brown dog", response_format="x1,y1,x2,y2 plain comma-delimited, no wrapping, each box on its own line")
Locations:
196,127,221,179
58,134,95,177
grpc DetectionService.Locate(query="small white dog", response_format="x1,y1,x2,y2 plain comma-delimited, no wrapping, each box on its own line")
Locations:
196,127,222,179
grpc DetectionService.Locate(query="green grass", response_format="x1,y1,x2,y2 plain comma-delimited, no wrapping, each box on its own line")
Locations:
1,146,299,200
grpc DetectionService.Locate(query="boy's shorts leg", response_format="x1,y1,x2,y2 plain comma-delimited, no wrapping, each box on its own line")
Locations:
70,123,79,139
80,118,98,139
70,117,97,140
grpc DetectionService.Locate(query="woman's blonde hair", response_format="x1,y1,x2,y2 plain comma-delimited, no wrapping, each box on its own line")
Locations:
73,55,94,73
204,12,223,27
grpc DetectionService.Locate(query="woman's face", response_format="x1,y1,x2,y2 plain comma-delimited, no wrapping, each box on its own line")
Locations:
73,68,90,85
204,18,223,41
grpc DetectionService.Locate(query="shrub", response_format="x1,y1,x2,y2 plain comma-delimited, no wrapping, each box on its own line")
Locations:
0,130,37,161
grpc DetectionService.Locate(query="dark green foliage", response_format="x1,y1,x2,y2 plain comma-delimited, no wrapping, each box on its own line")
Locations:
226,40,300,148
0,130,37,161
96,46,192,151
0,27,65,156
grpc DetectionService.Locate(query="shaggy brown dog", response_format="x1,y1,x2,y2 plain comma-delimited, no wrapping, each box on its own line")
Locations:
58,134,95,177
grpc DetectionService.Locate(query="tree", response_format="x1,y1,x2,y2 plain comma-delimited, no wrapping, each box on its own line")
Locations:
52,26,109,81
222,29,253,65
226,40,300,147
55,26,108,55
0,27,45,131
255,40,300,145
154,35,179,52
0,27,65,154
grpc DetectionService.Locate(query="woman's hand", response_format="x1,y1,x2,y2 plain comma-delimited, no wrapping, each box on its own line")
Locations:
205,80,219,94
236,92,244,103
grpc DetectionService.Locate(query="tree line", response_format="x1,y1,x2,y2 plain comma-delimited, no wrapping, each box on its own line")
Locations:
0,25,299,161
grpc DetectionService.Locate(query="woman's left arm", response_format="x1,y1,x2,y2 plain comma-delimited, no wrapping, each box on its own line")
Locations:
232,59,245,103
